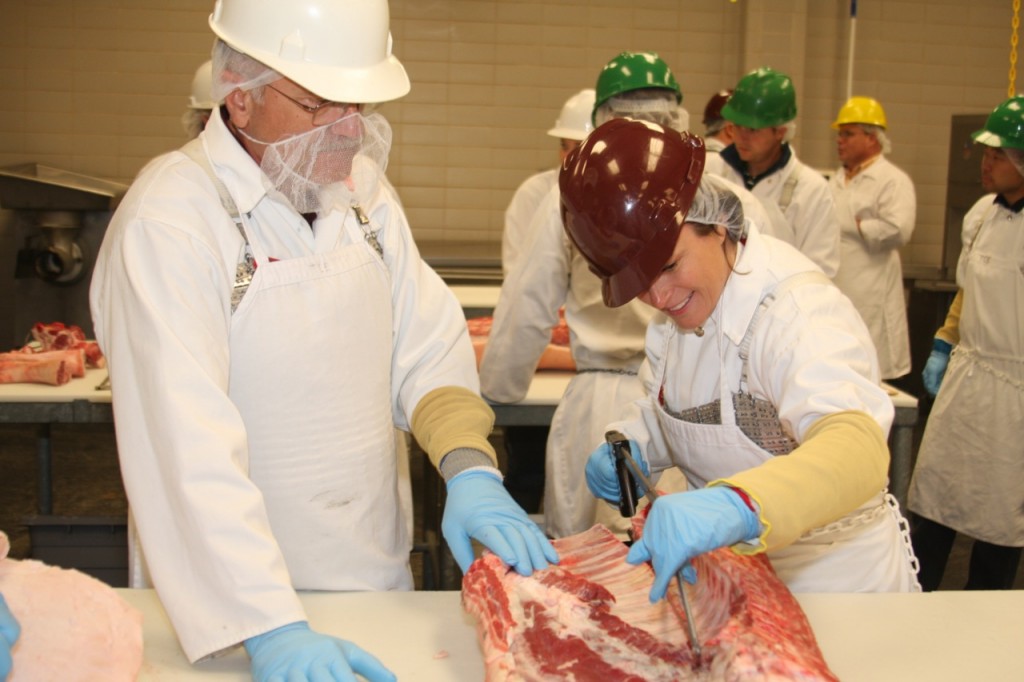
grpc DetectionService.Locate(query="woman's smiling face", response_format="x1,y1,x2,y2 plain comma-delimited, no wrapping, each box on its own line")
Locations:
637,222,735,331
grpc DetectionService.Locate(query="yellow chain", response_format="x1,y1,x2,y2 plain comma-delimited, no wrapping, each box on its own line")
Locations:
1011,0,1020,97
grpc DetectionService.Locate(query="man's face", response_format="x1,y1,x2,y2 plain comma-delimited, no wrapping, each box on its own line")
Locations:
234,78,363,184
727,123,784,166
835,124,878,168
980,145,1024,202
558,138,581,164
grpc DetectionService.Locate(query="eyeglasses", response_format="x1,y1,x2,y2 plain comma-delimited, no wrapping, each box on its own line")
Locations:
266,84,358,125
837,129,865,139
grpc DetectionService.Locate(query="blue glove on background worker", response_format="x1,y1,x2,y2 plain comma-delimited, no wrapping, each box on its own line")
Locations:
585,438,651,502
0,593,20,682
244,621,395,682
443,469,559,576
922,338,952,396
627,487,762,602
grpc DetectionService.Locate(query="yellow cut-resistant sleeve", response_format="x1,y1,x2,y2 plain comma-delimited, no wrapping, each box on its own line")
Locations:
934,288,963,346
410,386,498,469
710,410,889,553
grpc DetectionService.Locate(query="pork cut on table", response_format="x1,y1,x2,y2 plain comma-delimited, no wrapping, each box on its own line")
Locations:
462,524,838,681
0,532,143,681
0,354,69,386
467,313,575,371
29,321,105,369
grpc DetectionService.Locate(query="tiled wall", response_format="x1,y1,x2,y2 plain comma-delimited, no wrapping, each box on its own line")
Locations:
0,0,1014,272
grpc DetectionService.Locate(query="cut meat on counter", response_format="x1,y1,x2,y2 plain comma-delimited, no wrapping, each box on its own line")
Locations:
0,353,69,386
462,524,838,681
29,321,105,369
468,312,575,371
0,531,144,681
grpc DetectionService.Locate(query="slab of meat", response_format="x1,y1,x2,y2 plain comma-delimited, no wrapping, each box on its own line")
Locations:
29,321,105,369
2,349,86,378
0,532,143,681
0,354,69,386
462,524,838,681
468,313,575,371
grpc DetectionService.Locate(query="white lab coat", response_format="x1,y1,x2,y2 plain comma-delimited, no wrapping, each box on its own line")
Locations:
609,225,917,591
909,195,1024,546
90,110,479,661
481,184,671,537
717,145,841,278
503,168,558,277
829,156,916,379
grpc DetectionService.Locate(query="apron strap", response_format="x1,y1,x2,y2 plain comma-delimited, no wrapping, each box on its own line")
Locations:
179,138,255,315
738,270,831,391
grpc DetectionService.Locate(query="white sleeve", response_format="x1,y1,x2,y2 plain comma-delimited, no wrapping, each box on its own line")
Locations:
856,165,916,253
788,174,840,278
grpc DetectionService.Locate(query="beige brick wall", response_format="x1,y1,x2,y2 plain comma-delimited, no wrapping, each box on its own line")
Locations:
0,0,1014,272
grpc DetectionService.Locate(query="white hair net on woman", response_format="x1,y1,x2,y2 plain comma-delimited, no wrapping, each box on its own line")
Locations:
686,173,750,242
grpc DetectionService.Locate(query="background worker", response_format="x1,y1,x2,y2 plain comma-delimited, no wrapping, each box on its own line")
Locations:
562,119,919,600
908,96,1024,591
497,88,594,514
828,97,917,384
717,67,841,278
480,52,690,539
89,1,556,680
502,89,594,277
182,60,216,140
701,88,733,175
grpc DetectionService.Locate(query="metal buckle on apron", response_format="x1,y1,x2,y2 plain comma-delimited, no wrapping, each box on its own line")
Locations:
351,203,383,258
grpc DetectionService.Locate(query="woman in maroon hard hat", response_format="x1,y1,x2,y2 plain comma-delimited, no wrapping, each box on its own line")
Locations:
562,118,920,601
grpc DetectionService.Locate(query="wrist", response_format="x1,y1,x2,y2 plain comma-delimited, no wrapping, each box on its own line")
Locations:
244,621,308,655
446,465,503,489
439,448,496,481
932,338,953,355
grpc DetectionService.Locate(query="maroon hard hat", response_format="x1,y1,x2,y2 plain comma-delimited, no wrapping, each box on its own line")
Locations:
559,118,706,307
703,89,733,126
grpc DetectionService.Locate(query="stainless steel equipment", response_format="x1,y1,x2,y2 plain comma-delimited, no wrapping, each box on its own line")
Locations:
0,163,127,349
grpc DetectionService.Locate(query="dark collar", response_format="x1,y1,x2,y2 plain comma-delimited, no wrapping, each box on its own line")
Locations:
994,193,1024,213
721,143,792,190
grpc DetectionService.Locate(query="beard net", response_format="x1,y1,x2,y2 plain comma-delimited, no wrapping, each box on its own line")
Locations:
236,110,393,214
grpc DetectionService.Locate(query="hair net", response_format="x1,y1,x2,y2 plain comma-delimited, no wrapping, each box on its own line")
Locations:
211,39,281,103
686,173,749,242
595,90,684,131
779,120,797,143
1005,147,1024,177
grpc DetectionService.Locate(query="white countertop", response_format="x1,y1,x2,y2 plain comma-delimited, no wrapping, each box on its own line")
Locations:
120,589,1023,681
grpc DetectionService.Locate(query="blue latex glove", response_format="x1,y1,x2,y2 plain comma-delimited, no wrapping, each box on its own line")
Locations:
244,622,395,682
585,439,650,504
0,593,19,682
922,339,952,397
626,487,761,602
442,469,559,576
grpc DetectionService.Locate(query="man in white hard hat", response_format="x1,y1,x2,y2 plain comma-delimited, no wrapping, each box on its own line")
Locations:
182,60,216,140
502,88,594,277
828,96,917,383
90,1,557,680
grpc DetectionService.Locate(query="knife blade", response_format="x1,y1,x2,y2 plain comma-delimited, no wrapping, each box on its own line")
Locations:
605,430,703,660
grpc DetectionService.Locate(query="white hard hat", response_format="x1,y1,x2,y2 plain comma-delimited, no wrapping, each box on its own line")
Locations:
208,0,410,104
188,61,215,110
547,89,596,141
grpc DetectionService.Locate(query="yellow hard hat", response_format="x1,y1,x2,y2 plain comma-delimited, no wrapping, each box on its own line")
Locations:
832,96,887,129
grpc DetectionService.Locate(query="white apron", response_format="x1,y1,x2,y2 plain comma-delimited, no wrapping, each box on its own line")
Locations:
653,285,919,592
909,206,1024,546
227,209,410,590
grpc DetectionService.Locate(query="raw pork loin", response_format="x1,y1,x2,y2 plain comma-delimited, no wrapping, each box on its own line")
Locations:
29,321,105,369
468,312,575,371
462,524,837,681
0,532,143,681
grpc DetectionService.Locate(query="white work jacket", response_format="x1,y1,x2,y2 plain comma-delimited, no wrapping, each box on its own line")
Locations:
718,146,841,278
89,110,478,661
503,168,558,277
829,156,916,379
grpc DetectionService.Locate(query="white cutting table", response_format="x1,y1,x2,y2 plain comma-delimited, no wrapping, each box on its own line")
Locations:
118,588,1023,681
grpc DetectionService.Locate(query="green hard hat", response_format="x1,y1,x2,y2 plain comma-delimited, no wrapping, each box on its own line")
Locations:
972,95,1024,149
592,52,682,123
720,67,797,129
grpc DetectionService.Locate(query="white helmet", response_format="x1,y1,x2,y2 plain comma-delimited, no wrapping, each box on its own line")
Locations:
548,89,596,141
188,60,215,110
208,0,410,104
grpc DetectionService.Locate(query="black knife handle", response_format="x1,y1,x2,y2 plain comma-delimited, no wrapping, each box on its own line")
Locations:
606,430,637,518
